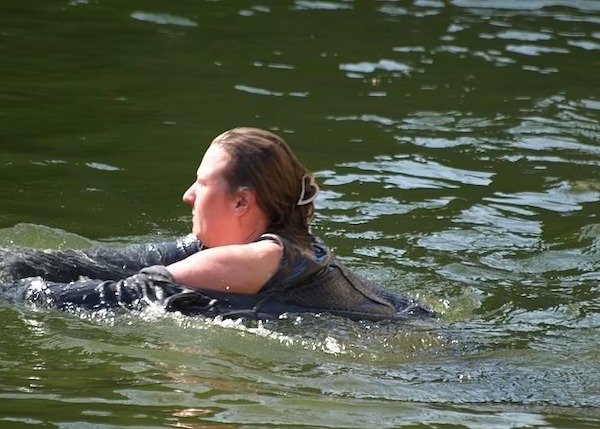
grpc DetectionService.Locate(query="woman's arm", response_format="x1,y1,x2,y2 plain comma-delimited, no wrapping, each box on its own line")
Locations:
166,240,283,295
10,265,215,315
0,234,202,283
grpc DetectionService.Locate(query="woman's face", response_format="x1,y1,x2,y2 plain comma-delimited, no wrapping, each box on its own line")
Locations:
182,144,240,247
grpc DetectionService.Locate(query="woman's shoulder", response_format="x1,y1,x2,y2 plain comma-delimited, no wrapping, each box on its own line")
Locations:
257,232,329,259
256,232,332,292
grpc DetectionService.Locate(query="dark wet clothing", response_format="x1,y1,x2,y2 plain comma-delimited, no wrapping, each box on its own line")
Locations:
214,233,436,320
0,234,435,321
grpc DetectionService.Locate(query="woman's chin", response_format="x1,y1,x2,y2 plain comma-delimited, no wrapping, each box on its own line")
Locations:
191,226,202,241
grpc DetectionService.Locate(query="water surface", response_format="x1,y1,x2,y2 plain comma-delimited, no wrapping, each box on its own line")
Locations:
0,0,599,428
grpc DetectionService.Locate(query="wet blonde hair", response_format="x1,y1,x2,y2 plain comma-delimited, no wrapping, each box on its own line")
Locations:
212,127,318,243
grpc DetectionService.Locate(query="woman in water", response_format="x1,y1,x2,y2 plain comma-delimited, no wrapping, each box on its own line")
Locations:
1,127,434,321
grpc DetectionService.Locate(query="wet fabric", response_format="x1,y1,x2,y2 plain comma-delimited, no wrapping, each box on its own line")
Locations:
22,266,207,312
250,234,436,320
0,234,435,321
0,234,201,283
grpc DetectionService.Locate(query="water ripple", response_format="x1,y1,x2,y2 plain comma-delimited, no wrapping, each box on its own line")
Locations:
130,11,197,27
484,182,600,214
339,155,494,188
339,59,412,77
452,0,600,12
234,84,308,97
293,1,352,11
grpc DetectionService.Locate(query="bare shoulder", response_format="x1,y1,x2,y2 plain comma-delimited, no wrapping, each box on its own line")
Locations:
166,239,283,295
238,238,283,257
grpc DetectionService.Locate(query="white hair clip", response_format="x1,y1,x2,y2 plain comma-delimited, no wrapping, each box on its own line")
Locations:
297,174,319,206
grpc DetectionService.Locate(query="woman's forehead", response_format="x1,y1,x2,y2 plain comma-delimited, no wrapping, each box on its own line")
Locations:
197,144,231,179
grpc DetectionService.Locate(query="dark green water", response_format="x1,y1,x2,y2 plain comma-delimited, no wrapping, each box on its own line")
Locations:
1,0,599,428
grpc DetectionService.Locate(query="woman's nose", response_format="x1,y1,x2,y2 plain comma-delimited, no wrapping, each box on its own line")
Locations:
182,184,195,205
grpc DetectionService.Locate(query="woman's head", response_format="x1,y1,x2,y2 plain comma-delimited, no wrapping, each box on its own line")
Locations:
210,127,318,241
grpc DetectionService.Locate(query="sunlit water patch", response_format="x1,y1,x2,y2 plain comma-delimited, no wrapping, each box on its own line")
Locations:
293,1,353,11
130,11,198,27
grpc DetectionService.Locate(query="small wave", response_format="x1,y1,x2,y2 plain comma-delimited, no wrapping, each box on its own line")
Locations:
452,0,600,12
234,84,308,98
293,1,353,11
0,223,94,250
130,11,197,27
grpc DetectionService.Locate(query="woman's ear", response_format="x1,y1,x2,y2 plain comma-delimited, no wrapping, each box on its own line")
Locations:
233,187,256,215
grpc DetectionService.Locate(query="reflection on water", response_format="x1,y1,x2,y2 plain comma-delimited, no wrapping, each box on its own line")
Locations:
130,11,198,27
0,0,599,428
